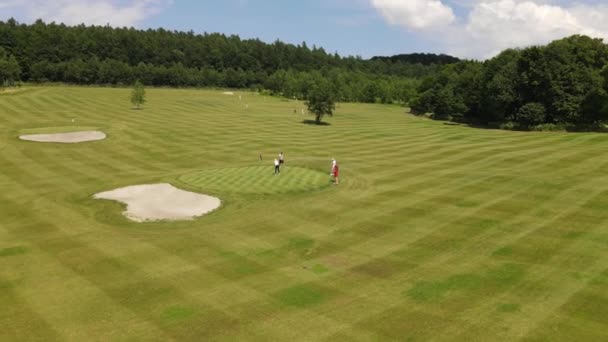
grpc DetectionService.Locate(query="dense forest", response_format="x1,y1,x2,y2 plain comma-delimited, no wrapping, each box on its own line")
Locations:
0,19,452,104
412,35,608,130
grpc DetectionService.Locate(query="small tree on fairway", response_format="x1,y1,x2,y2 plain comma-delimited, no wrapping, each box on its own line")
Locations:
131,80,146,109
306,82,335,124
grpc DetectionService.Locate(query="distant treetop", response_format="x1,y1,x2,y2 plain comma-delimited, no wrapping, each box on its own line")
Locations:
370,53,460,66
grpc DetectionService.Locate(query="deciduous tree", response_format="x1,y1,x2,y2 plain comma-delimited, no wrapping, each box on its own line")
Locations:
131,80,146,109
306,81,335,124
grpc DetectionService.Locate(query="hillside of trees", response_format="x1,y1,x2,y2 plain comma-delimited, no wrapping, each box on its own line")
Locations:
0,19,451,104
412,35,608,130
4,19,608,131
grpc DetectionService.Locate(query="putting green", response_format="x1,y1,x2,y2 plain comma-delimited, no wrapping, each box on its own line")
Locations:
177,165,331,194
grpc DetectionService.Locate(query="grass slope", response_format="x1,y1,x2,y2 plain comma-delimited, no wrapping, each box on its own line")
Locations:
1,86,608,340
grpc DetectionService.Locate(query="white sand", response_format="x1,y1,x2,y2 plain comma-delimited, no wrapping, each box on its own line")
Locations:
94,183,221,222
222,91,234,95
20,131,106,143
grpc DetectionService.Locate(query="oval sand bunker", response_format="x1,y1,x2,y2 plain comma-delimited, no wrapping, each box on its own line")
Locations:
20,131,106,143
94,183,221,222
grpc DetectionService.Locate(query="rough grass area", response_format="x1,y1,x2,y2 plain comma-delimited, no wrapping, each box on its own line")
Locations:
1,86,608,340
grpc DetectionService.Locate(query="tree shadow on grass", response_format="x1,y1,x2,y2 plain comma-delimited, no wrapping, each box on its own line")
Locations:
301,119,331,126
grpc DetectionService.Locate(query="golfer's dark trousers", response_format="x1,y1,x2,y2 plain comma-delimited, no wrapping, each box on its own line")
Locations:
274,165,280,174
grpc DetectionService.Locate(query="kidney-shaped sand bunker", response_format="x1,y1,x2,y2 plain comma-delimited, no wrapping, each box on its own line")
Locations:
94,183,221,222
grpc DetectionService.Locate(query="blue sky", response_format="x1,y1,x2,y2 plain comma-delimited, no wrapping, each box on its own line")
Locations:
2,1,608,59
148,1,427,58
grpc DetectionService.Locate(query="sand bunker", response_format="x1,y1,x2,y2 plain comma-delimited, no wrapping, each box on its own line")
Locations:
94,183,221,222
20,131,106,143
222,91,234,95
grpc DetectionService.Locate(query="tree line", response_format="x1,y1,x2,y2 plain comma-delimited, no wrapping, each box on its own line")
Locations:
0,19,451,104
9,19,606,131
371,53,460,65
412,35,608,130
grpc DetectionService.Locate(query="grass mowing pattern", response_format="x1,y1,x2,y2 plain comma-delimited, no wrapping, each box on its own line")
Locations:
1,86,608,340
177,166,330,194
275,284,329,307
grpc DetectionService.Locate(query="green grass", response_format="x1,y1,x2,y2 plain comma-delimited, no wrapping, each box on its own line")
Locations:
275,284,330,307
1,86,608,340
177,165,330,194
161,305,197,322
497,303,521,313
311,263,330,274
0,246,27,257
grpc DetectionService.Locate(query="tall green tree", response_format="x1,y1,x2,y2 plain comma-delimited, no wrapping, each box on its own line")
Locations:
131,80,146,109
306,81,335,124
517,35,608,124
0,47,21,87
480,49,521,123
412,62,478,120
414,35,608,129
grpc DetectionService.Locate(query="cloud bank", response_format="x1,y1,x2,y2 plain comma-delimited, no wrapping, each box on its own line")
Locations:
371,0,608,59
371,0,456,30
0,0,172,27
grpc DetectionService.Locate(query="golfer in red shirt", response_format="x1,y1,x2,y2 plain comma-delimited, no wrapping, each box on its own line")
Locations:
331,159,339,185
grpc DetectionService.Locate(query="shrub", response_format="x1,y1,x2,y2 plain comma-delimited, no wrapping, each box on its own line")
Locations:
517,102,546,126
499,121,519,130
531,123,563,131
517,102,547,127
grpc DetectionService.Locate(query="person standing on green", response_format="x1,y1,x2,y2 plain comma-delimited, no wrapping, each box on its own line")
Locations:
333,163,339,185
330,158,339,184
274,158,280,175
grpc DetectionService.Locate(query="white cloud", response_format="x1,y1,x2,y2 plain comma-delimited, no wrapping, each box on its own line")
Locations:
458,0,608,58
0,0,172,27
0,1,21,9
371,0,608,59
371,0,456,30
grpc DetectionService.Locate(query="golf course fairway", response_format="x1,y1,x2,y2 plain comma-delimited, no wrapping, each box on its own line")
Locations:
1,86,608,340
